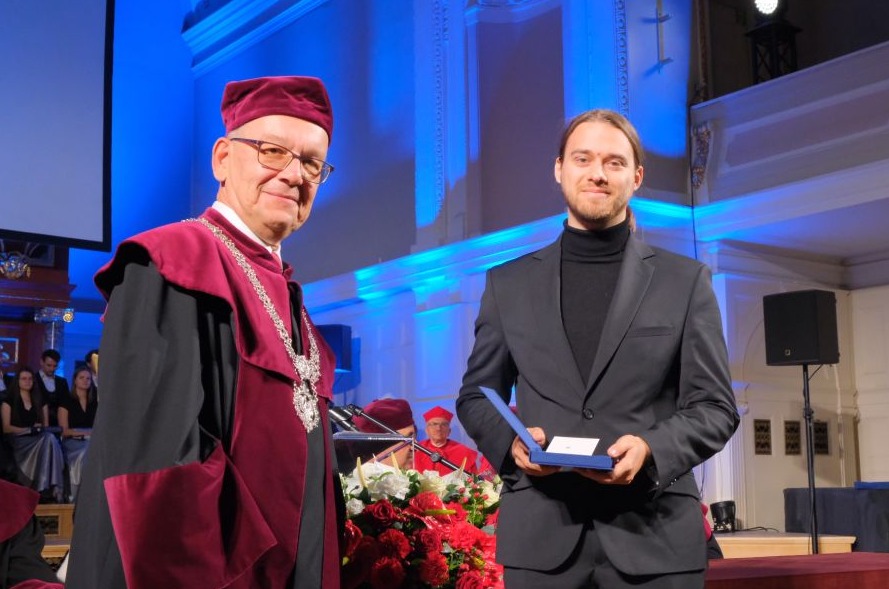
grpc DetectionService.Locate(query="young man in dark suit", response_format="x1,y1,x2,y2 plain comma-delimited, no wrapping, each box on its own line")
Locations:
33,350,69,428
457,110,739,588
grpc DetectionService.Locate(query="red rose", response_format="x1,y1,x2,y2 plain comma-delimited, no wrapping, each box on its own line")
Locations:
485,510,499,527
378,528,412,559
342,519,363,558
370,556,406,589
364,499,402,529
414,527,443,555
418,553,450,586
407,491,455,527
409,491,445,513
455,569,486,589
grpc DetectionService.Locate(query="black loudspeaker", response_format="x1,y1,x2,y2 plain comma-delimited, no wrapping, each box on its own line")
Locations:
763,289,839,366
316,324,352,372
710,500,736,533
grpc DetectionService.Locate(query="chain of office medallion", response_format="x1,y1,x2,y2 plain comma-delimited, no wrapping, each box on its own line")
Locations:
187,218,321,432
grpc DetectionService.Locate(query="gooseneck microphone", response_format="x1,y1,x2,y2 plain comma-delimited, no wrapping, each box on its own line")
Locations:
347,404,462,472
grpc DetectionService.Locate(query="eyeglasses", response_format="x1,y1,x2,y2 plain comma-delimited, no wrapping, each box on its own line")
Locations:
230,137,334,184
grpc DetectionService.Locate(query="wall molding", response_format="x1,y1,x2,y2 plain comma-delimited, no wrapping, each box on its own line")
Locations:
182,0,328,76
465,0,561,24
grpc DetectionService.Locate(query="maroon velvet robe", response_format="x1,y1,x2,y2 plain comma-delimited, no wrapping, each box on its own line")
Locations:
0,479,62,588
66,208,340,588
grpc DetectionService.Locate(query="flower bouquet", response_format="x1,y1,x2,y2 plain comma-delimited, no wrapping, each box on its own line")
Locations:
340,461,504,589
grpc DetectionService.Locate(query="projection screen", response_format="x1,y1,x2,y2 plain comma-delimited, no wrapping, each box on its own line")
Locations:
0,0,113,250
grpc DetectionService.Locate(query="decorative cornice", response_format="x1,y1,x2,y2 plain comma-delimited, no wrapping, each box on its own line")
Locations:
182,0,328,76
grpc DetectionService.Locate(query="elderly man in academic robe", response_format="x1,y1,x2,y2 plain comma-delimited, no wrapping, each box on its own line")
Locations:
413,406,492,476
67,76,342,589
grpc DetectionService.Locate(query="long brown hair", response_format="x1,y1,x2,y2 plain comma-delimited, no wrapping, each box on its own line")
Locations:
70,365,97,404
7,367,42,412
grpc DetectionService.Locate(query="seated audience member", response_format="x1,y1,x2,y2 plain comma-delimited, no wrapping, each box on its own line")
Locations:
0,368,64,503
0,442,63,589
413,406,494,477
33,351,69,429
83,349,99,393
58,366,97,502
352,399,417,469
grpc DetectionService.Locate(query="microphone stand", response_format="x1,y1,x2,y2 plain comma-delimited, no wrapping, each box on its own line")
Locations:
801,364,820,554
329,405,360,432
347,404,463,472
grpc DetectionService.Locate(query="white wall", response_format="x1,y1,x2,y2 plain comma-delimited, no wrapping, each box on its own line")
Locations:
851,285,889,482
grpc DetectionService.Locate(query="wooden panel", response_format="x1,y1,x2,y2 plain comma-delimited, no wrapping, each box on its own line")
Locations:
0,320,47,373
35,503,75,539
716,531,855,559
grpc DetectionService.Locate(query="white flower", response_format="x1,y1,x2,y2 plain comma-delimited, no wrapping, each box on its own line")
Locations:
479,479,500,507
358,461,396,479
365,469,412,501
346,498,366,517
418,471,449,498
441,470,467,490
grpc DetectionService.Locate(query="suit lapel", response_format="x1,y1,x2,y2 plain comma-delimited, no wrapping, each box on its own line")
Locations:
529,238,588,396
585,236,655,393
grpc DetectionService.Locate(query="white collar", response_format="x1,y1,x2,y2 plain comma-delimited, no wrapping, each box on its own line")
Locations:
211,201,283,268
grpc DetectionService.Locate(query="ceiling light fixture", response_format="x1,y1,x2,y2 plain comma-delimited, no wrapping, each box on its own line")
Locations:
754,0,780,15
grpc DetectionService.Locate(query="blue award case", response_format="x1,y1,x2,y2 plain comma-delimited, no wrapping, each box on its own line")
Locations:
480,386,613,471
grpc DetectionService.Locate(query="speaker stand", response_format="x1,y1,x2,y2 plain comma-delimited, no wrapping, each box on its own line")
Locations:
802,363,819,554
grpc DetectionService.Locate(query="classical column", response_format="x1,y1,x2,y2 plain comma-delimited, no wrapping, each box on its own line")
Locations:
561,0,628,117
413,0,478,250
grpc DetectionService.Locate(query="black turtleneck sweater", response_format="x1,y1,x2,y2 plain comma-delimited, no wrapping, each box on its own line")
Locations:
560,219,631,385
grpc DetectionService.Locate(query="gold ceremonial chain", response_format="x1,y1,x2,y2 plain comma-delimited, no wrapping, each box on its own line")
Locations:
188,218,321,432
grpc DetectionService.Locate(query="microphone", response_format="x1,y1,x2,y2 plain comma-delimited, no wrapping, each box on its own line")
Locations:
348,404,462,472
329,404,359,432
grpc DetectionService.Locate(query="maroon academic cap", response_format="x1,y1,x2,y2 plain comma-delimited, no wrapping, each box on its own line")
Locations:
354,399,415,433
423,406,453,423
220,75,333,140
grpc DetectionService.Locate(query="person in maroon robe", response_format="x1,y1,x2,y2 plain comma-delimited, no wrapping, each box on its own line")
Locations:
351,398,417,469
66,76,342,588
0,448,62,588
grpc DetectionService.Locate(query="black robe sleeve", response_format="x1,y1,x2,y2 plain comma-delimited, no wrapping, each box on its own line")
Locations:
0,517,59,589
66,257,237,589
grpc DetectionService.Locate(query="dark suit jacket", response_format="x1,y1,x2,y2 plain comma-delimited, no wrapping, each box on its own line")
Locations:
456,233,739,576
33,374,68,428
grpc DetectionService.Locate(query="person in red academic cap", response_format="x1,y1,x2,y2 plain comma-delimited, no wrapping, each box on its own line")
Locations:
66,76,342,589
351,398,417,469
412,406,493,477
